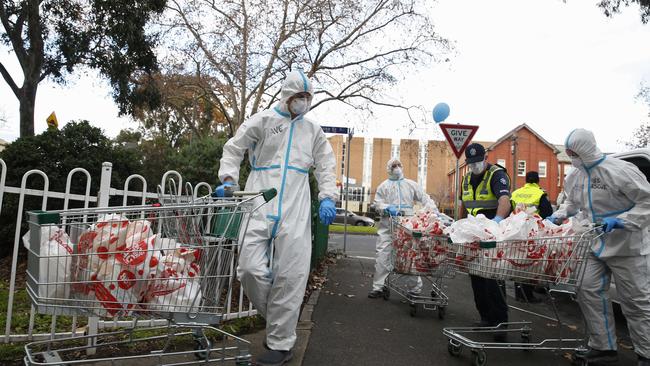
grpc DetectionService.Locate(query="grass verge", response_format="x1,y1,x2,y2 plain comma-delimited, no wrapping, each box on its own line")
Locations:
328,224,377,235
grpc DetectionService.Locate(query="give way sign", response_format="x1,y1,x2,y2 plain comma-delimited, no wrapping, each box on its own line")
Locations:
439,123,479,159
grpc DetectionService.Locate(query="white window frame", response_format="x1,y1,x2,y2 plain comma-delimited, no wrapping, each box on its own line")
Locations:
517,160,526,177
497,158,506,167
538,161,547,178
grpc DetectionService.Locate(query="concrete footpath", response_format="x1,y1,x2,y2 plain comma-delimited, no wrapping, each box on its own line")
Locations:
300,234,638,366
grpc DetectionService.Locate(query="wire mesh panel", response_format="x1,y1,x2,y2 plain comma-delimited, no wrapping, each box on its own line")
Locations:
390,218,452,277
445,229,598,288
24,195,263,324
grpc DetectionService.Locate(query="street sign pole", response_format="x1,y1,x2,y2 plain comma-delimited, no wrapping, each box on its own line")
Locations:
455,158,460,220
343,129,354,254
322,125,352,254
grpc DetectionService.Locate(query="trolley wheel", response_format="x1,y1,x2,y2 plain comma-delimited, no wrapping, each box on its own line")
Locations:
382,287,390,300
447,341,462,357
438,306,446,320
409,303,417,317
472,350,487,366
193,338,212,360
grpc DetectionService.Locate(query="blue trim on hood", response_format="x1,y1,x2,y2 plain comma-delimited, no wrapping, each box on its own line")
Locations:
274,106,290,118
298,70,309,92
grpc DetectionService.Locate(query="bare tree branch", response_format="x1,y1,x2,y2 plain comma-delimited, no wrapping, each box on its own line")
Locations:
0,61,20,97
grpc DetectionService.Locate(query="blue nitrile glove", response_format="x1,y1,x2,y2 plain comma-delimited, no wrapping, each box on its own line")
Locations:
213,181,234,197
602,217,624,233
492,215,504,223
545,214,564,225
384,205,399,217
319,198,336,225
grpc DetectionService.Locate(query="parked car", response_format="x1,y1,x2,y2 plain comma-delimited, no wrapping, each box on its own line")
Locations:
607,148,650,304
333,208,375,226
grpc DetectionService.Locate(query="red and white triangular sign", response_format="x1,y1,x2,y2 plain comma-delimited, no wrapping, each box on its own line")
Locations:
439,123,479,159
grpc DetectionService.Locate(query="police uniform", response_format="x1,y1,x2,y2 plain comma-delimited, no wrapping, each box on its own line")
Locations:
460,144,511,327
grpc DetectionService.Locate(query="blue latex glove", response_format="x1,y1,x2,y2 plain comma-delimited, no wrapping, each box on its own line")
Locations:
545,214,564,225
319,198,336,225
384,205,400,217
492,215,504,223
213,181,234,197
602,217,624,233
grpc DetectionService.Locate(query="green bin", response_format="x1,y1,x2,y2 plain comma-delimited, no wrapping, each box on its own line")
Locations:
311,200,330,268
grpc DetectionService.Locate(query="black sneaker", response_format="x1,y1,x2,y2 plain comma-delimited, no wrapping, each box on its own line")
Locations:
368,290,383,298
256,349,293,366
572,348,618,364
639,354,650,366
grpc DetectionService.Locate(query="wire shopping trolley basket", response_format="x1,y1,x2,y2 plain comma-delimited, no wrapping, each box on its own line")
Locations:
384,215,454,318
22,189,276,366
442,227,602,366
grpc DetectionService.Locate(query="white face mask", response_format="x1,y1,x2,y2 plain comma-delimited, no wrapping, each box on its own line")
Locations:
391,167,403,178
571,157,583,168
470,161,485,175
289,98,310,115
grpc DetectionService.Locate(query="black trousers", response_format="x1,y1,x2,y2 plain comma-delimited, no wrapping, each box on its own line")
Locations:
470,274,508,326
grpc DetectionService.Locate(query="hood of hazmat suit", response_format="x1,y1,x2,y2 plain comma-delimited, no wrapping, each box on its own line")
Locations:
556,128,650,257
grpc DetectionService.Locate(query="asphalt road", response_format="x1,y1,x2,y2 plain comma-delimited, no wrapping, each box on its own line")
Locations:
302,234,638,366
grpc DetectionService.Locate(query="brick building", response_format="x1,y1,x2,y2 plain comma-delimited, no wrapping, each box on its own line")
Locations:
447,124,565,205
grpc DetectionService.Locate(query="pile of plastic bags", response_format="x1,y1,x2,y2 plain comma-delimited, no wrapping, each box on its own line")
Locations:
445,209,592,284
392,210,452,274
26,214,203,317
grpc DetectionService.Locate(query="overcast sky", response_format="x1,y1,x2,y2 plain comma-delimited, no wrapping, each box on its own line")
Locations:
1,0,649,153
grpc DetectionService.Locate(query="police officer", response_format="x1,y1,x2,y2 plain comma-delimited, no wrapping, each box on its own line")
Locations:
510,171,553,303
459,143,511,341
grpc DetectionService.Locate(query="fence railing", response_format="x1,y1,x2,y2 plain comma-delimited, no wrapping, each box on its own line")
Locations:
2,161,256,344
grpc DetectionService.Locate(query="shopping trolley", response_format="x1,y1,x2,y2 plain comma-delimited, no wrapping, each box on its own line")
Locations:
442,227,602,366
22,189,276,366
382,216,454,318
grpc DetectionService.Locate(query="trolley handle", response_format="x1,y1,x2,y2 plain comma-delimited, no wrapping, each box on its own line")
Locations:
233,188,277,203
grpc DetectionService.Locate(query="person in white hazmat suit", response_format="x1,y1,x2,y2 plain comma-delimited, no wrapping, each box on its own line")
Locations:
216,70,337,366
548,129,650,366
368,158,440,298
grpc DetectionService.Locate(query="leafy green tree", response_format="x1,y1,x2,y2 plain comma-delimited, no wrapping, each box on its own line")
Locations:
0,121,143,257
0,0,166,137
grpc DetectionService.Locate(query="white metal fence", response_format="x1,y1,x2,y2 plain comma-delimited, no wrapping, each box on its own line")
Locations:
1,160,256,344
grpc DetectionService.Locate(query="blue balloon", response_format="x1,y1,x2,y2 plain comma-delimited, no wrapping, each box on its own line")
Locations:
433,103,450,123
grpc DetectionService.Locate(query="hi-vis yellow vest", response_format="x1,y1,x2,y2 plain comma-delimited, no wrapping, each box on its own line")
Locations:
511,183,545,213
461,165,507,216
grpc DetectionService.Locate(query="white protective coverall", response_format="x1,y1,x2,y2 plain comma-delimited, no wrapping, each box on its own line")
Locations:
555,128,650,357
218,70,337,351
372,158,440,293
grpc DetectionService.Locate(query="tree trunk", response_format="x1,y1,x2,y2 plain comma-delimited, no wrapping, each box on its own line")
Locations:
19,83,37,137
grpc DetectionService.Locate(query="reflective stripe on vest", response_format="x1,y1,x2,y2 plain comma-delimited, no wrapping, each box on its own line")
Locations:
461,165,503,216
511,183,544,213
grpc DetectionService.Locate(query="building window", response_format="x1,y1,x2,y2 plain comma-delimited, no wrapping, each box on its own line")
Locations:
341,142,346,176
418,141,428,189
391,143,400,159
517,160,526,177
363,139,373,187
538,161,547,178
557,163,561,187
497,158,506,167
